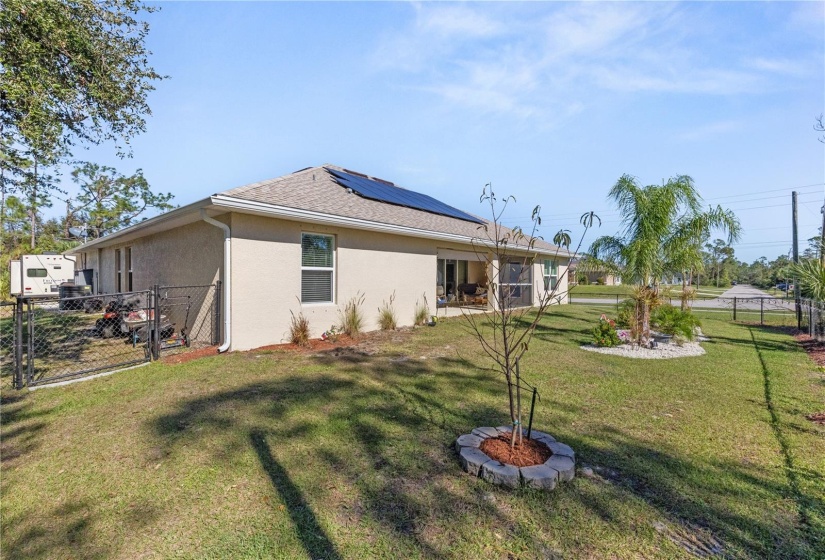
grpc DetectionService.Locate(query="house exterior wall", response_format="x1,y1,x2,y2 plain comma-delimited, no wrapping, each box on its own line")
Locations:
229,213,437,351
73,211,570,352
88,221,223,293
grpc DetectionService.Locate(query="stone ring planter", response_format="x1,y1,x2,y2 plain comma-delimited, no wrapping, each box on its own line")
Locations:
455,426,576,490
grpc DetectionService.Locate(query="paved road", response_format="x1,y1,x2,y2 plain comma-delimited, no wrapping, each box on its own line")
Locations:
571,285,794,311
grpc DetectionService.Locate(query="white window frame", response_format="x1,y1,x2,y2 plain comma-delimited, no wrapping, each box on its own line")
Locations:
125,246,133,292
499,259,533,308
115,248,122,292
543,259,558,292
301,233,335,304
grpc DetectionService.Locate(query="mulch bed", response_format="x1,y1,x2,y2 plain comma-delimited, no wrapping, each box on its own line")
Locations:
252,334,358,354
479,432,552,467
790,331,825,425
161,346,219,364
793,331,825,367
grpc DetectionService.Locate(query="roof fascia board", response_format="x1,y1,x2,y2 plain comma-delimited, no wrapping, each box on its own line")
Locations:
210,194,572,258
65,198,213,254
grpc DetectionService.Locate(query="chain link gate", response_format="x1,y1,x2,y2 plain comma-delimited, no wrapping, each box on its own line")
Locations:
7,282,220,388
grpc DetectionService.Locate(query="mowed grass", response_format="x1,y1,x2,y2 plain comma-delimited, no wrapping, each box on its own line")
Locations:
570,284,730,300
2,306,824,559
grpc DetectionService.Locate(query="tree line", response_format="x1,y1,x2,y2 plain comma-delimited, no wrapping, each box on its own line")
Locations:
1,0,168,297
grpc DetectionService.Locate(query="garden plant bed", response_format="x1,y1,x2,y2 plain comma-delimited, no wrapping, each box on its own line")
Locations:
581,340,706,359
479,431,551,467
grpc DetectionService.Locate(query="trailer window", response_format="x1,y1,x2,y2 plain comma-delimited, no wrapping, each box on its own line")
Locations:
27,268,47,278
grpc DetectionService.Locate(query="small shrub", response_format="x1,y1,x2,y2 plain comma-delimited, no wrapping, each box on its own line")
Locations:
339,292,365,337
378,292,398,331
288,310,311,347
592,317,620,347
413,298,429,326
617,299,635,328
651,304,701,340
321,325,340,342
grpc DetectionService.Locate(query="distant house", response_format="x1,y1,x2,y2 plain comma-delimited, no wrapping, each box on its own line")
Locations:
568,258,621,286
67,165,572,351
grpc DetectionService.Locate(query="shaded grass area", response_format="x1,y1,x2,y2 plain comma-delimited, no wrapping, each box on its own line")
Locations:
1,306,823,559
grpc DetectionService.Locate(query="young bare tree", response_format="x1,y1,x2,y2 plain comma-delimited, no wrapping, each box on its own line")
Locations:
461,184,599,449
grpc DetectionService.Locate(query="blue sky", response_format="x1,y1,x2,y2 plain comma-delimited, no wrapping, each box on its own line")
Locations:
69,1,825,263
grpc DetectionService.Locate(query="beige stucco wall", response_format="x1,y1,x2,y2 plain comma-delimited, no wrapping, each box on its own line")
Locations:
75,211,570,352
88,221,223,293
230,213,438,351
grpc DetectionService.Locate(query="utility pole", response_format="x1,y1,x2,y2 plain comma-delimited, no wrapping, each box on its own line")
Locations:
820,200,825,265
793,191,801,327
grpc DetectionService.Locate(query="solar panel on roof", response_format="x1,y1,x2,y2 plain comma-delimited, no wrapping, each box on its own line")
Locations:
326,168,483,224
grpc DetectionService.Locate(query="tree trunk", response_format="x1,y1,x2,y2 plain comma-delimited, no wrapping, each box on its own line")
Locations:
505,363,517,449
0,169,5,254
30,160,37,249
515,359,523,447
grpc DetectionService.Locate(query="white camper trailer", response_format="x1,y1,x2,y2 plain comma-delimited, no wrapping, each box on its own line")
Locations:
9,254,77,297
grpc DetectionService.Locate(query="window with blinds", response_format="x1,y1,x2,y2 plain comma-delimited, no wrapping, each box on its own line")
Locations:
301,233,335,303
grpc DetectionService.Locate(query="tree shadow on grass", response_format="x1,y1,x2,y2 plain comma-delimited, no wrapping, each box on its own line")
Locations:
249,428,342,560
1,498,159,560
146,346,824,558
561,425,824,559
148,355,554,556
0,391,52,471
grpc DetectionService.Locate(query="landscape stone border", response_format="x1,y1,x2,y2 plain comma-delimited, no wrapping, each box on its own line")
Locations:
455,426,575,490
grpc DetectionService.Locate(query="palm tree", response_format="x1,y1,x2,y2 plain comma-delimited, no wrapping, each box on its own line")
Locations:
791,259,825,301
588,174,741,342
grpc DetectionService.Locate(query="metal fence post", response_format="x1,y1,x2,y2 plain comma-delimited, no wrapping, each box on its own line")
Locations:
527,387,537,440
733,297,737,321
616,294,619,314
807,301,811,335
214,280,222,346
26,299,34,386
760,298,764,325
152,285,161,360
14,297,24,389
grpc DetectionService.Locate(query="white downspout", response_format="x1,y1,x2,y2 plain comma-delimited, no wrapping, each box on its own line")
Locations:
201,209,231,352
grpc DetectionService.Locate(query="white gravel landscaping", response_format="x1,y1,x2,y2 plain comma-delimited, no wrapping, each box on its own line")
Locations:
581,341,706,359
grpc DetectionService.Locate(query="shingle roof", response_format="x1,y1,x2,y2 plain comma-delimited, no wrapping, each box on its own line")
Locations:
220,164,568,255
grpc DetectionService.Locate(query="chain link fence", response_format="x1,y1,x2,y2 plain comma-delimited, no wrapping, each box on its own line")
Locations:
1,301,16,383
720,297,796,327
4,282,220,389
25,291,153,386
155,284,220,357
799,299,825,341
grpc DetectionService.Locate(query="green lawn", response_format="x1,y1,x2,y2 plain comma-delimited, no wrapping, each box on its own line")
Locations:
2,306,823,559
570,285,731,300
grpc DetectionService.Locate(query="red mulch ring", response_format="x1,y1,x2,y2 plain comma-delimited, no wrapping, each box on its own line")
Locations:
806,412,825,425
479,432,552,467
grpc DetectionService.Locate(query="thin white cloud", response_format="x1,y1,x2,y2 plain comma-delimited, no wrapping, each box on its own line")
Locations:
744,57,806,76
677,120,742,142
372,3,819,123
416,4,504,39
